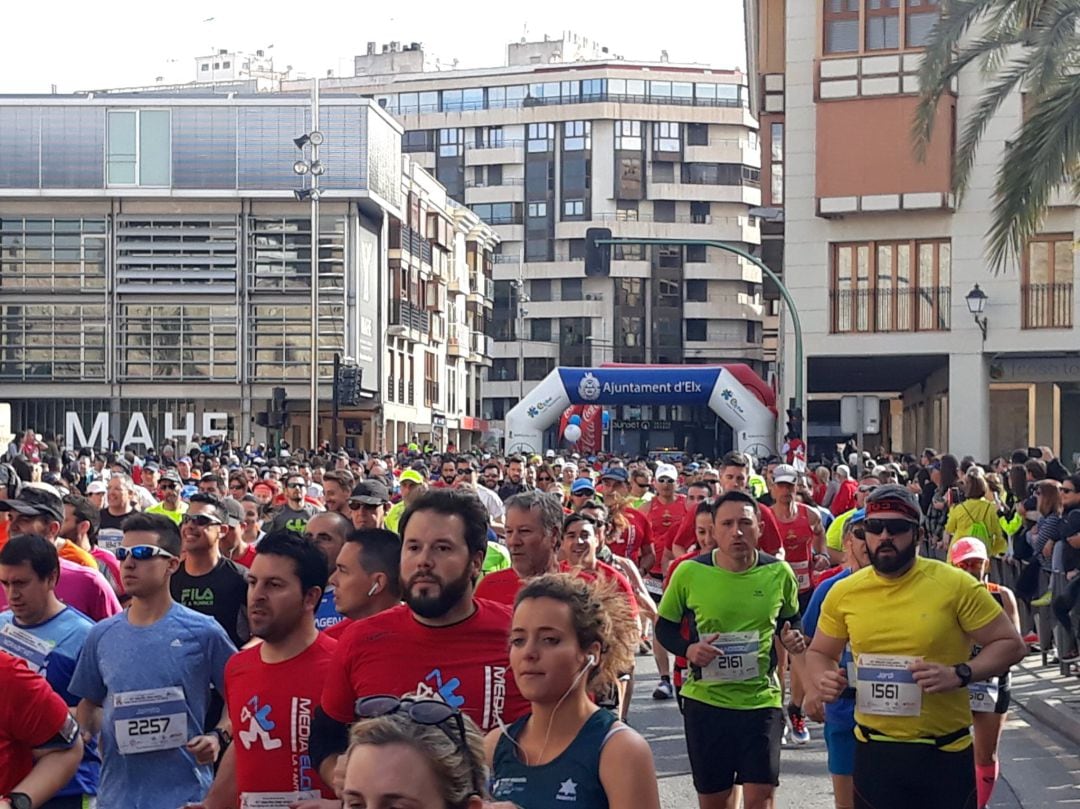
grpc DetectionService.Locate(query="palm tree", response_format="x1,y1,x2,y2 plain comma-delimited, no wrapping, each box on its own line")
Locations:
912,0,1080,272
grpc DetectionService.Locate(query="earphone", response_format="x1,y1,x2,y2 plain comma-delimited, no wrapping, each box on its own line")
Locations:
586,654,597,667
366,583,379,597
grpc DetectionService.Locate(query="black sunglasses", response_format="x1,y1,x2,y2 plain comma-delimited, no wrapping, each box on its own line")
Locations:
159,482,177,490
181,514,223,528
286,481,306,489
354,696,481,794
863,518,917,536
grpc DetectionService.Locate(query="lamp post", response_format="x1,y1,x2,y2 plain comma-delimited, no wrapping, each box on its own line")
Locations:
510,278,529,403
292,78,325,451
965,283,989,342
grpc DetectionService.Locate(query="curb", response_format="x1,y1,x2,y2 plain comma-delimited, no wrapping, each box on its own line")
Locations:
1022,696,1080,747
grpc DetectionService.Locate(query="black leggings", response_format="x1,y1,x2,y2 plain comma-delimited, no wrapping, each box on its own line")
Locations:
854,740,975,809
1052,577,1080,652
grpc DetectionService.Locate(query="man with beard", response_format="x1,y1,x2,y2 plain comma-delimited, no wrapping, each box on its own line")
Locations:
498,456,529,501
804,485,1026,809
320,470,354,517
197,532,338,809
312,489,529,786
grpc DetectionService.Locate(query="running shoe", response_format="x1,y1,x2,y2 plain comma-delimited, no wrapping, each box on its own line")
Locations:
652,678,674,700
1023,631,1040,646
788,704,810,745
1059,650,1080,664
1031,591,1053,608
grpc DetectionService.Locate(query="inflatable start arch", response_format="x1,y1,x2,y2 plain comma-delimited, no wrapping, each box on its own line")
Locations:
504,364,777,459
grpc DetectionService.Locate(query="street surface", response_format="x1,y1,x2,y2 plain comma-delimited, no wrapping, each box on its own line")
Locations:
628,652,1080,808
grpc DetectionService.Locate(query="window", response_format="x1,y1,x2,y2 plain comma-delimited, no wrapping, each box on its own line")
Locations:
906,0,941,47
424,351,439,406
0,216,107,291
530,319,552,342
686,319,708,341
527,202,548,218
476,126,504,148
681,163,759,185
825,0,860,53
530,279,552,301
615,121,643,151
1023,235,1074,329
213,62,220,69
653,122,682,153
487,164,503,185
119,304,238,381
222,61,231,69
687,123,709,146
563,199,585,218
201,63,209,72
614,244,643,261
469,202,520,225
569,239,586,260
438,128,464,157
652,162,675,183
654,200,676,223
770,122,784,204
527,123,554,152
831,239,951,333
402,130,435,153
616,278,644,306
562,278,583,301
687,245,707,263
615,200,639,221
686,280,708,301
107,109,170,187
866,0,901,50
524,357,555,380
0,303,107,381
691,201,711,224
564,121,591,151
490,358,518,381
582,78,605,100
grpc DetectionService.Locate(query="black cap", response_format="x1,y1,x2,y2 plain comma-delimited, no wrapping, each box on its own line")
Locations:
350,480,390,505
0,484,64,523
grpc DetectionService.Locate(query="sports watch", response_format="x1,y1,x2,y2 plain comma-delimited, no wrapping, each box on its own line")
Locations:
954,663,973,687
4,793,33,809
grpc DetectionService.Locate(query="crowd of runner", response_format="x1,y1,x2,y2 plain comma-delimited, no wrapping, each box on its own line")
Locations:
0,429,1077,809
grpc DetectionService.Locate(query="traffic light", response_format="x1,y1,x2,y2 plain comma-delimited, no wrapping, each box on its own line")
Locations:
335,364,363,407
584,227,612,277
785,407,803,440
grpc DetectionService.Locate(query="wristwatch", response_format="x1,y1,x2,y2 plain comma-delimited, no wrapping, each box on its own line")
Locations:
212,727,232,748
954,663,973,687
5,793,33,809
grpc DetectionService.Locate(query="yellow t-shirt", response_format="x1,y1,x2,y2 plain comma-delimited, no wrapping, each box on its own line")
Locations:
944,498,1007,557
817,556,1002,749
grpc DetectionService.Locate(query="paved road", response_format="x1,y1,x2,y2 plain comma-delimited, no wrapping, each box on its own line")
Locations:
629,652,1080,809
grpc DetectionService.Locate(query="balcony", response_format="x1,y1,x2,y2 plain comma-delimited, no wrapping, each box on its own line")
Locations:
464,179,525,205
389,300,431,337
465,141,525,166
448,323,471,358
1022,283,1074,330
429,312,446,343
470,331,494,365
829,287,951,334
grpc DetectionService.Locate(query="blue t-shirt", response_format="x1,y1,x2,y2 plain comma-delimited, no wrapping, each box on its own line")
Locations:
0,606,99,797
802,568,855,729
69,602,236,809
315,587,345,631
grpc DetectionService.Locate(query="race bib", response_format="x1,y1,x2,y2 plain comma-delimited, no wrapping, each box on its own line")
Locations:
855,654,922,717
644,576,664,598
113,686,188,754
968,680,999,714
0,622,54,675
98,528,124,555
241,792,321,808
700,632,760,682
791,559,811,591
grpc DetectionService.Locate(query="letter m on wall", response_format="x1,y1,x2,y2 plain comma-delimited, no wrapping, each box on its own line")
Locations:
66,412,109,451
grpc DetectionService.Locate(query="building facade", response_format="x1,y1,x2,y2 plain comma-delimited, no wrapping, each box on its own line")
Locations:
746,0,1080,463
0,93,495,453
293,35,768,456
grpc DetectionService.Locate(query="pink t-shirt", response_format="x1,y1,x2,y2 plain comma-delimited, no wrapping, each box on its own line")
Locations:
90,547,125,596
0,559,121,622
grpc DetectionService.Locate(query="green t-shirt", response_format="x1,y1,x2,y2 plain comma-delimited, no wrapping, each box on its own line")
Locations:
146,501,188,525
658,550,799,710
482,541,511,575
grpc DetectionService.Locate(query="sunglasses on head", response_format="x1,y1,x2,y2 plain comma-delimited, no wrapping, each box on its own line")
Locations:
116,544,176,562
181,514,223,528
354,695,482,794
863,518,917,536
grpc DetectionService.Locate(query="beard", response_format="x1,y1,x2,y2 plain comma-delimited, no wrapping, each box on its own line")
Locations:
869,539,917,574
404,568,472,619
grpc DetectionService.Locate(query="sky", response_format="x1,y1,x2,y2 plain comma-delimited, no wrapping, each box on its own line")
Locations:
0,0,746,93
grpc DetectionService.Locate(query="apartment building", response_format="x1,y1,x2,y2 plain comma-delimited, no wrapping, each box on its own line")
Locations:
0,92,496,453
746,0,1080,463
294,34,767,456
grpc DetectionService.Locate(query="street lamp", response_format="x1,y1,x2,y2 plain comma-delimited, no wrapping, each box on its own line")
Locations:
965,284,989,341
292,77,324,451
510,279,529,402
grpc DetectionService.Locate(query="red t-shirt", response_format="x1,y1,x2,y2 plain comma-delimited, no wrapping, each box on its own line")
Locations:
229,544,258,569
475,563,596,606
669,500,783,557
226,634,338,802
830,479,859,516
323,618,353,640
772,503,816,593
645,496,688,575
320,600,529,732
608,506,653,564
0,654,72,792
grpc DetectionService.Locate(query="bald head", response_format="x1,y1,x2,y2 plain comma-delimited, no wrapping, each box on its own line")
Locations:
304,510,352,574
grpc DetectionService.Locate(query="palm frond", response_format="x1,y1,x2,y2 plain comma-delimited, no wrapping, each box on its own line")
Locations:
1024,0,1080,99
952,61,1030,196
986,77,1080,271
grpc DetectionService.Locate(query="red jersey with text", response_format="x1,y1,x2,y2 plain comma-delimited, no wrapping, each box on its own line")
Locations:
772,502,816,593
608,506,653,564
646,496,688,575
321,600,529,732
475,562,596,606
669,501,782,558
1,653,73,792
226,633,338,803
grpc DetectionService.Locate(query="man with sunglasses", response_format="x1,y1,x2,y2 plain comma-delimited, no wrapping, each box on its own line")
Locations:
147,470,188,526
823,471,881,566
70,513,236,809
267,475,318,535
347,480,390,532
804,485,1026,809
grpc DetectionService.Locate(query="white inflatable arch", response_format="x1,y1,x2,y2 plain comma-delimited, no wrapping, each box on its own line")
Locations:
504,364,777,458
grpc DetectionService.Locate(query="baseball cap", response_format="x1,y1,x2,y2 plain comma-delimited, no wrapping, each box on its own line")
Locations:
143,462,160,473
772,464,798,485
545,450,556,459
654,463,679,482
399,469,425,486
159,470,182,485
949,537,989,566
223,498,245,528
600,467,628,483
864,484,921,523
848,507,867,525
0,483,64,523
571,478,596,495
350,480,390,505
86,480,108,495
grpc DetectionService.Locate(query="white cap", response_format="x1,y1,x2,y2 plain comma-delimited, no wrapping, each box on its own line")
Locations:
654,463,679,482
772,464,798,484
87,481,107,494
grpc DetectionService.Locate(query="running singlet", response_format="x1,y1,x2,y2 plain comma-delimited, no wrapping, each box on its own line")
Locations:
321,600,530,732
491,709,626,809
658,551,799,711
607,506,652,564
816,557,1003,749
226,634,338,806
475,563,596,606
773,503,816,592
646,496,688,576
668,501,783,557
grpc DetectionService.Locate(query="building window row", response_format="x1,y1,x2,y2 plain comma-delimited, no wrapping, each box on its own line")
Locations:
824,0,940,55
0,216,108,291
0,304,107,381
118,304,239,381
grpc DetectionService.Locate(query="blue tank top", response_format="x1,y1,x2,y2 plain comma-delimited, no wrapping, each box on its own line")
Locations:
491,709,623,809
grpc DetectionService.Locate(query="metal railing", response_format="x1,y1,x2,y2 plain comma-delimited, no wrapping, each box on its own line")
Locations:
464,178,525,188
390,300,431,333
383,93,746,117
829,287,951,333
1022,283,1073,329
469,140,525,150
590,212,746,225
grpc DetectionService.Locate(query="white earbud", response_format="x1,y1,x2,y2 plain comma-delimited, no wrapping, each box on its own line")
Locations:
586,654,597,667
367,583,379,597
